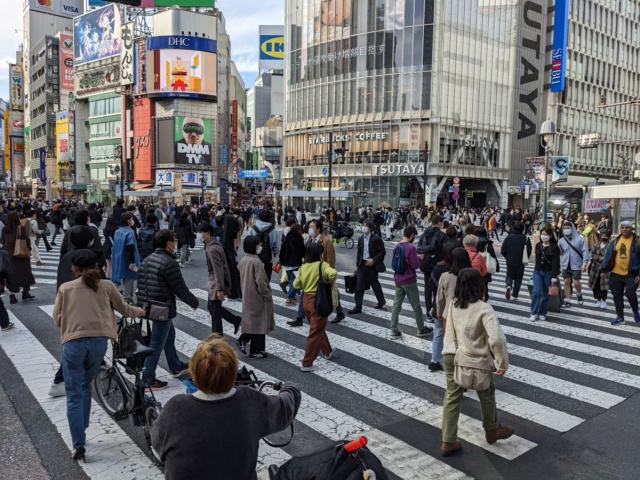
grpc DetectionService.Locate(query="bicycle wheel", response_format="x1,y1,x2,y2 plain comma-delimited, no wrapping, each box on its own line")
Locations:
93,365,127,416
143,400,164,466
345,237,355,249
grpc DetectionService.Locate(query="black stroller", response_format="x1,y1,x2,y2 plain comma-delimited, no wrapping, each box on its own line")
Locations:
269,436,388,480
331,221,355,249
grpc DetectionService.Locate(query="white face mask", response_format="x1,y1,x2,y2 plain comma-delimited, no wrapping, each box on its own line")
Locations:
256,245,263,255
362,226,369,234
540,235,550,242
563,229,572,236
196,233,204,242
308,228,316,237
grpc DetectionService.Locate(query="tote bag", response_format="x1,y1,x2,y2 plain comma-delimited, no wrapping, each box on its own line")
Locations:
13,227,30,259
314,262,333,317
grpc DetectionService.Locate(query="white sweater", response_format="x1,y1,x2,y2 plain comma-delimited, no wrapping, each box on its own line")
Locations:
442,300,509,372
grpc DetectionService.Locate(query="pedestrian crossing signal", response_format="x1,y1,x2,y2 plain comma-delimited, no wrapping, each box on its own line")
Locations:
306,182,312,191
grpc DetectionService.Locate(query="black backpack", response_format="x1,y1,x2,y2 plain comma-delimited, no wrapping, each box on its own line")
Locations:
253,225,275,264
374,211,384,226
420,230,443,273
301,212,306,225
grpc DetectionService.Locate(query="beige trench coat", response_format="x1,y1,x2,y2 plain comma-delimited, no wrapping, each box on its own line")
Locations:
238,254,275,335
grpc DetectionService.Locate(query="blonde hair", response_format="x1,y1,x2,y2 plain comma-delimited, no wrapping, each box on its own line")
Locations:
189,334,238,394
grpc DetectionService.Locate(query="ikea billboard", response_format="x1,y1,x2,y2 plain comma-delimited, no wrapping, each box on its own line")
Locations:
259,25,284,70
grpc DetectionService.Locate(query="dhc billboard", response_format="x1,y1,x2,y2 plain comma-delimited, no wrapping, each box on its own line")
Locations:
550,0,569,92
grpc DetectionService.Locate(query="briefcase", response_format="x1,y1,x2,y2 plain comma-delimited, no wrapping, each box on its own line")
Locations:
344,274,357,294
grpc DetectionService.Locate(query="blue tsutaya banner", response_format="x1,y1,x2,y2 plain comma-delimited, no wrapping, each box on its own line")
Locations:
550,0,569,92
146,36,217,54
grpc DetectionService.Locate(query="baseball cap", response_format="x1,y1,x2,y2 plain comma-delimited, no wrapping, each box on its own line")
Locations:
620,221,634,228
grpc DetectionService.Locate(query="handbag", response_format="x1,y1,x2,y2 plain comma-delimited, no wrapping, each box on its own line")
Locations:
314,261,333,317
522,243,529,265
331,282,340,309
140,266,171,321
44,226,51,236
116,317,151,358
344,274,357,294
272,261,282,274
480,248,497,274
449,301,494,391
13,226,30,259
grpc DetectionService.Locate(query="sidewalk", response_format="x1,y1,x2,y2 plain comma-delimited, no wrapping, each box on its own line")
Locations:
0,381,50,480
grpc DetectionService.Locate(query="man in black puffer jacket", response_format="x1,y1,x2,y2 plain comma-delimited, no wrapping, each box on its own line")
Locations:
137,228,199,390
500,221,532,301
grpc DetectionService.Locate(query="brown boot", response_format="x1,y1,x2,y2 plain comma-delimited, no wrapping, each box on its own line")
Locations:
441,441,462,457
485,424,515,444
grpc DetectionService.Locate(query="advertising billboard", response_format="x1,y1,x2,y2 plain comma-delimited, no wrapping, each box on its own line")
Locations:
154,0,214,6
121,22,134,86
134,39,147,95
259,25,284,70
174,116,212,166
59,34,74,91
56,113,69,162
25,0,83,18
9,65,23,111
133,97,153,182
74,4,125,66
550,0,569,92
147,36,218,100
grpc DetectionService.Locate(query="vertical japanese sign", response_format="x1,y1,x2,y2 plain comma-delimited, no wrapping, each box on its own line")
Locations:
39,148,46,184
9,64,23,111
121,22,134,86
3,110,9,171
550,0,569,92
59,34,75,90
231,100,238,155
56,113,69,161
134,39,147,94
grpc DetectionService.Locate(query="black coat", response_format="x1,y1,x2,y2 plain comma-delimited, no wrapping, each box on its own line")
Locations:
500,231,532,269
279,231,305,267
137,249,199,319
176,218,194,247
112,206,125,222
356,234,386,272
59,224,106,269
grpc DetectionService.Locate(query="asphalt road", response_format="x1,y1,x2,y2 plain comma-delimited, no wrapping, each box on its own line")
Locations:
0,225,639,479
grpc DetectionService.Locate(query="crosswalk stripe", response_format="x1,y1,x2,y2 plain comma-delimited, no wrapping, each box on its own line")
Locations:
189,288,576,439
1,312,164,479
166,308,471,478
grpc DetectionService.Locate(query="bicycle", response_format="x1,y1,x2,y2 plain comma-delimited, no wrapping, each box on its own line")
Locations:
93,323,163,466
330,222,355,249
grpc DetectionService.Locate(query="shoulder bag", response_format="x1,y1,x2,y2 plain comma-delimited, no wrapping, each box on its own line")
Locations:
13,227,30,259
481,246,497,274
140,265,171,321
448,301,495,391
522,242,530,265
314,261,333,317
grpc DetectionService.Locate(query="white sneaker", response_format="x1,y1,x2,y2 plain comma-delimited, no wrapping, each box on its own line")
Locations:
600,300,607,309
48,382,66,397
529,315,537,321
538,315,546,321
322,349,336,360
595,301,603,308
300,364,317,372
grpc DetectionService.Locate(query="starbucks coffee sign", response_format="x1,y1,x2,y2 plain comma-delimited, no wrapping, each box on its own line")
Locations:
373,164,425,175
309,131,387,144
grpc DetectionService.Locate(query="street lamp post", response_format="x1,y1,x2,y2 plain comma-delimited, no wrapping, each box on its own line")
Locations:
539,118,557,223
200,173,207,204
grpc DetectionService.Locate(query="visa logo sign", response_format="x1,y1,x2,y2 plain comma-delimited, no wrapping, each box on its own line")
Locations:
62,4,80,13
260,36,284,60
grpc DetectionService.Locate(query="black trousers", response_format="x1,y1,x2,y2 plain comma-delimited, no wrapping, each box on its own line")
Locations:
208,299,241,335
238,334,266,354
264,262,273,283
592,276,608,301
609,273,639,317
424,272,436,317
506,264,526,298
354,264,385,308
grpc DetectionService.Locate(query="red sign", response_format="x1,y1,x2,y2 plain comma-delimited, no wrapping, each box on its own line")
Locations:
133,98,154,182
453,176,460,184
452,193,460,200
59,34,74,91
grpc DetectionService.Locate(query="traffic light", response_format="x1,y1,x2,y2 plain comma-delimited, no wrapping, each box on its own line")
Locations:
600,94,606,107
306,182,312,191
334,148,346,155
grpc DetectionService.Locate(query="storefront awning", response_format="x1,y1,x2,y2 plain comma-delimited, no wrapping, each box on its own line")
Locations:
276,189,362,199
124,189,160,197
70,184,87,191
134,183,154,190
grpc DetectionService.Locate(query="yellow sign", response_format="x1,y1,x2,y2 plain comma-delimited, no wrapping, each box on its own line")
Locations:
260,36,284,60
56,117,69,180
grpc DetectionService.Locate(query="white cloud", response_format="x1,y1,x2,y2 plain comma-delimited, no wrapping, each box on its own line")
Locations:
0,1,284,98
215,0,285,88
0,3,25,99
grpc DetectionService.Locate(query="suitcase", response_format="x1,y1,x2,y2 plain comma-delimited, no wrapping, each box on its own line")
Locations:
344,274,357,294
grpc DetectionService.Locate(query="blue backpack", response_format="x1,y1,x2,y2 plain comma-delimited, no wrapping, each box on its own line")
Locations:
391,243,408,274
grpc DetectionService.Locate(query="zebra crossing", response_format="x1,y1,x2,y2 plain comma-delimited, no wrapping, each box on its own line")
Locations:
1,241,639,479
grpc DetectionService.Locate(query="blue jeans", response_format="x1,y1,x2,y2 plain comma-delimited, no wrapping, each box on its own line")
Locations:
61,336,108,449
430,318,444,363
531,270,552,316
287,269,299,299
143,320,182,384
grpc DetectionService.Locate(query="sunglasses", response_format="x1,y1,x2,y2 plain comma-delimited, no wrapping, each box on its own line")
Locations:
183,123,204,135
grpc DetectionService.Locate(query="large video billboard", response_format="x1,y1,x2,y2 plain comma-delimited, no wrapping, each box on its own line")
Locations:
74,4,125,66
147,36,217,100
174,116,212,166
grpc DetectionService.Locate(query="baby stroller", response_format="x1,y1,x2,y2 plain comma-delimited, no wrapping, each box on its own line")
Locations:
269,436,388,480
332,221,355,249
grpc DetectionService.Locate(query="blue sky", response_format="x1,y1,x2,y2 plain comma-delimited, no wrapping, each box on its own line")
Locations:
0,0,284,99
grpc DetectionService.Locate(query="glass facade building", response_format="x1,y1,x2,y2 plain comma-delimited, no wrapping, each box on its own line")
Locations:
283,0,550,209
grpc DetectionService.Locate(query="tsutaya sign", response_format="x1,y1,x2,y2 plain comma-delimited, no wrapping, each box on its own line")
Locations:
373,164,425,175
309,132,387,144
444,134,499,151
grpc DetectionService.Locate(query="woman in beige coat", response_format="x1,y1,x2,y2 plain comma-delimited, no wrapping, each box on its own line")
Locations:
237,235,275,358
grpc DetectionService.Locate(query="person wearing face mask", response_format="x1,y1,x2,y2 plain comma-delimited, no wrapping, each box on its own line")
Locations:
530,227,561,321
500,221,532,301
558,221,590,308
348,219,386,314
389,226,433,339
587,231,611,309
198,223,241,335
137,229,200,390
110,213,140,304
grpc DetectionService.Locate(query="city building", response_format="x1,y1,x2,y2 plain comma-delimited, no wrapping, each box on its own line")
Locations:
282,1,563,210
